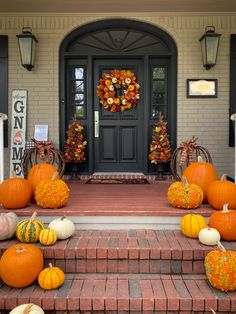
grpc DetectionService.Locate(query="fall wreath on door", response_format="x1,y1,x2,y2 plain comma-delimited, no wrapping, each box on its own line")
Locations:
96,69,140,112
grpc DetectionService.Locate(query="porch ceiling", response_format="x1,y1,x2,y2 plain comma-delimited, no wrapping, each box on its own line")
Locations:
0,0,235,13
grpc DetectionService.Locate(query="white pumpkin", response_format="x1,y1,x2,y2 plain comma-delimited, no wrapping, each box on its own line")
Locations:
48,216,75,240
198,226,221,246
9,303,44,314
0,212,18,240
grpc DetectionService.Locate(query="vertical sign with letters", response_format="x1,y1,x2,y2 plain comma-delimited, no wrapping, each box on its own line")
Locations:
9,90,27,177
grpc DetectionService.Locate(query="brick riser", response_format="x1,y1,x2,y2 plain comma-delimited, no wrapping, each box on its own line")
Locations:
1,230,229,275
0,274,236,313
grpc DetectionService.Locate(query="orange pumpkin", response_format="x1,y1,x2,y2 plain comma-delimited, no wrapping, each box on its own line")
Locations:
207,174,236,210
27,163,57,200
0,172,32,209
167,176,203,209
38,263,65,290
35,172,70,209
209,204,236,241
205,242,236,291
182,156,218,203
0,243,44,288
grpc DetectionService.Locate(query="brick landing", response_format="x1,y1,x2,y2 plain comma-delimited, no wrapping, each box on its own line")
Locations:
0,180,215,217
0,274,235,313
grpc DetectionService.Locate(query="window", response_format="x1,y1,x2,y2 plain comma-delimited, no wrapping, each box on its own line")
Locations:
151,66,167,119
70,66,86,119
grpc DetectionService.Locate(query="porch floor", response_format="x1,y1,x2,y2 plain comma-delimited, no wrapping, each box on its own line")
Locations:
0,179,215,217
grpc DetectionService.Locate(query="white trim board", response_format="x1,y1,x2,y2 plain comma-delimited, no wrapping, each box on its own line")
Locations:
19,215,209,230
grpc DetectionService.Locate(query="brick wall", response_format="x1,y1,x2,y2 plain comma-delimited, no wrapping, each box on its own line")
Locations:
1,12,235,178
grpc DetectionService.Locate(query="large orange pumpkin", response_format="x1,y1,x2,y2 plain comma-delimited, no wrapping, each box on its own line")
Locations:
205,242,236,291
207,174,236,210
209,204,236,241
0,243,44,288
27,163,57,200
0,172,32,209
182,156,218,203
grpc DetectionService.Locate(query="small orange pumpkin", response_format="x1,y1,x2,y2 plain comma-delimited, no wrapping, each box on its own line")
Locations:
0,171,32,209
182,156,218,203
205,242,236,291
38,263,65,290
27,163,57,200
167,176,203,209
209,204,236,241
0,243,44,288
207,174,236,210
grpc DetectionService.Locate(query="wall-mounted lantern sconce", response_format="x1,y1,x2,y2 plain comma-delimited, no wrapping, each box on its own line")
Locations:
199,26,221,70
16,27,38,71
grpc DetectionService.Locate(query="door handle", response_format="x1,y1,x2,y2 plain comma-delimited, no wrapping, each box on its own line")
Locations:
94,111,99,138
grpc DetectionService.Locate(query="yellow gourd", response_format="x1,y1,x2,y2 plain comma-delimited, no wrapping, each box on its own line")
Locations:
39,228,57,246
180,213,207,238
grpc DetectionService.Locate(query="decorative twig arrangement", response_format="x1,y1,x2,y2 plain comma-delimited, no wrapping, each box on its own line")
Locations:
21,138,65,178
170,136,212,180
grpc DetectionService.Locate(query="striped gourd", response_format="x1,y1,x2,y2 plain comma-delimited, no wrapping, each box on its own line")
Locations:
39,228,57,246
38,263,65,290
16,212,44,243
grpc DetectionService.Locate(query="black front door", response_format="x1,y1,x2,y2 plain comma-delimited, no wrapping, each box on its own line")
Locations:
93,59,143,172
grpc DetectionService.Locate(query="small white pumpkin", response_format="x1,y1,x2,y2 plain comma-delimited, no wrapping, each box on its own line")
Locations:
198,226,221,246
0,212,18,240
9,303,44,314
48,216,75,240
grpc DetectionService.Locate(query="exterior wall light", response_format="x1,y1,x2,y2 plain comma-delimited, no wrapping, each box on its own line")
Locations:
16,27,38,71
199,26,221,70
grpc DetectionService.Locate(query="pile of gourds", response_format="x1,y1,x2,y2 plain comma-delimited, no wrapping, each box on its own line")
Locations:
0,163,70,210
0,210,76,313
168,156,236,292
0,163,74,313
168,156,236,210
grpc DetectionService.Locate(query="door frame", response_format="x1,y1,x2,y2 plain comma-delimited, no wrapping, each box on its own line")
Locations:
59,19,177,175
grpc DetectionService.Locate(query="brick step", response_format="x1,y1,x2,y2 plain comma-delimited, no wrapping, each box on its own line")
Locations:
1,230,236,275
0,274,235,313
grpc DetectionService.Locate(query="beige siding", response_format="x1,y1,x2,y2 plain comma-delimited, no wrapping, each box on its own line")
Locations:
1,12,235,178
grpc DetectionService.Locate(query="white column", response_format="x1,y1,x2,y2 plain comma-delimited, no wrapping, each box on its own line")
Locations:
230,113,236,183
0,113,8,183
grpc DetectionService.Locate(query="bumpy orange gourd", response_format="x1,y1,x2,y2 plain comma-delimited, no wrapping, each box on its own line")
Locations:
207,174,236,210
39,228,57,246
167,176,203,209
0,172,32,209
35,172,70,209
180,213,207,238
27,163,57,200
209,204,236,241
182,156,218,203
205,242,236,291
38,263,65,290
0,243,44,288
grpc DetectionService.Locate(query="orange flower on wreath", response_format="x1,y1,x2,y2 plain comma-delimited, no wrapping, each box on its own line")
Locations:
96,69,140,112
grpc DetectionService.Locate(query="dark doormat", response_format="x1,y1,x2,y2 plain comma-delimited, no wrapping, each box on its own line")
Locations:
86,178,150,184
